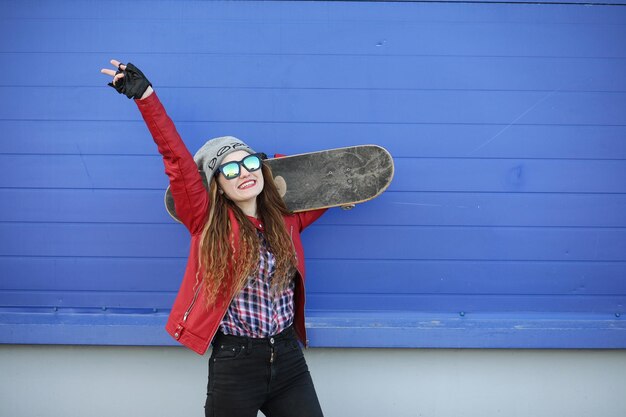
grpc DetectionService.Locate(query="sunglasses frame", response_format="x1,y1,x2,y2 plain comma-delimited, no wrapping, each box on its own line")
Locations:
217,153,264,180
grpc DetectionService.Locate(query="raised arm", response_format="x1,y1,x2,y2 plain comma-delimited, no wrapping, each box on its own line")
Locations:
101,60,208,234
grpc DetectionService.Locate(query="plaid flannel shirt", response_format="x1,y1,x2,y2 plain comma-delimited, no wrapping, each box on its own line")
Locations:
219,232,295,338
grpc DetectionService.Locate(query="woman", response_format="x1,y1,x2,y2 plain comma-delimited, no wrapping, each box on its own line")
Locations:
101,60,326,417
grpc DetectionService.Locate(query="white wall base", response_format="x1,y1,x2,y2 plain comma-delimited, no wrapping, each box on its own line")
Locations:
1,345,625,417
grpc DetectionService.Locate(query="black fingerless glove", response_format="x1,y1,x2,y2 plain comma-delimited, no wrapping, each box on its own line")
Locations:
108,63,152,99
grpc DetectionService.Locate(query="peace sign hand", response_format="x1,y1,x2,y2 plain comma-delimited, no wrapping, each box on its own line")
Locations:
100,59,153,100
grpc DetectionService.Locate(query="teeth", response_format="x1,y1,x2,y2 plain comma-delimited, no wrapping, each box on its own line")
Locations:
238,180,255,189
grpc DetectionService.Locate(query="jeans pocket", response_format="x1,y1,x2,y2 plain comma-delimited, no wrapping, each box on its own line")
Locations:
212,343,246,361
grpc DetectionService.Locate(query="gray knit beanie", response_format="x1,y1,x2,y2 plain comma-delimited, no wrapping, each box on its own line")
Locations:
193,136,256,179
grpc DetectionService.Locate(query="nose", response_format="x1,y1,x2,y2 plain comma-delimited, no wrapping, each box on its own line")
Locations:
239,166,252,177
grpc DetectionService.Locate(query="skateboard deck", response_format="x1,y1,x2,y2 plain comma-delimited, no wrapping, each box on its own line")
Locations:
165,145,394,222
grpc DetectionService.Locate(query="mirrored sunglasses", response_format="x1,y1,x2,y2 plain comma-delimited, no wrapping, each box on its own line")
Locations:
217,153,263,180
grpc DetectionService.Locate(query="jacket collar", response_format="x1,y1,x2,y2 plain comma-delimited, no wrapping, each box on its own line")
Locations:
246,215,265,232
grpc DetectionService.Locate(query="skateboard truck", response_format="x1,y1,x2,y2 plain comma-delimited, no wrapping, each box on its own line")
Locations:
341,204,355,210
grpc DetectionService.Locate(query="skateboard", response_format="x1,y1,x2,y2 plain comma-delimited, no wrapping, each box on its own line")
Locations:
165,145,394,222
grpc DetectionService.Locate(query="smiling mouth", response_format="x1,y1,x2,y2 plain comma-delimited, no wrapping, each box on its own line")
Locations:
238,180,256,190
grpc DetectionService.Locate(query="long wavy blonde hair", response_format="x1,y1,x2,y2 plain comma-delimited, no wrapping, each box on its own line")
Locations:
197,163,297,306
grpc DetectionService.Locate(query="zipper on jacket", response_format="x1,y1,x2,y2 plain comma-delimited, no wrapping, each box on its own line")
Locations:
183,283,202,322
290,226,298,262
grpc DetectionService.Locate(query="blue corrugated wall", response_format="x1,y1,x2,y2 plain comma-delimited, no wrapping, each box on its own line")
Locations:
1,0,625,348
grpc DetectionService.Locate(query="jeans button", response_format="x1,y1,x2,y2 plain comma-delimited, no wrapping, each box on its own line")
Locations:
270,337,275,345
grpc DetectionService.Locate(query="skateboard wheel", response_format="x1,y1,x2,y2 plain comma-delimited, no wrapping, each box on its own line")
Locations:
273,175,287,198
341,204,355,210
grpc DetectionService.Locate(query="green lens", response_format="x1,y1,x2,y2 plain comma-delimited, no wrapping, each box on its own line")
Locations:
221,162,240,179
242,155,261,172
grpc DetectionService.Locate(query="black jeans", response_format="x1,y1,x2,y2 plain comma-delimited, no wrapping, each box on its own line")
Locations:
205,326,324,417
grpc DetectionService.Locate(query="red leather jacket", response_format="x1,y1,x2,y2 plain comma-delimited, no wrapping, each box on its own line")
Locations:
135,93,326,355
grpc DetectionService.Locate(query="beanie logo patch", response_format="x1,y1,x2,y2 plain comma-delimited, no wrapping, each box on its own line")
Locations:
216,145,231,156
